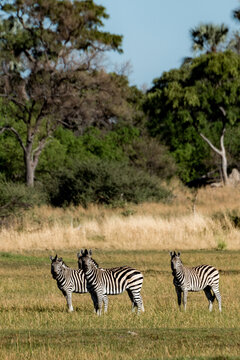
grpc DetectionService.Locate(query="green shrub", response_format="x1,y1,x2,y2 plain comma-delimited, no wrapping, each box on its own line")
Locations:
0,182,47,224
216,238,227,251
48,160,172,208
212,210,240,230
227,210,240,229
121,209,136,217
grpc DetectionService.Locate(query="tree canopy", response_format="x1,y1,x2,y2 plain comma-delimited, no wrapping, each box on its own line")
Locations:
144,51,240,183
190,23,229,54
2,1,240,213
0,0,127,186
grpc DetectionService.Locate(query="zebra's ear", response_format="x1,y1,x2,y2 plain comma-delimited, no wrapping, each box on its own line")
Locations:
77,252,81,259
80,249,84,255
49,255,53,261
177,252,181,256
170,251,174,257
83,249,90,256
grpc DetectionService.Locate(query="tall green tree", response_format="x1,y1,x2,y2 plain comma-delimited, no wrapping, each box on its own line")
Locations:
145,51,240,185
183,23,229,66
229,5,240,54
190,23,229,54
0,0,125,186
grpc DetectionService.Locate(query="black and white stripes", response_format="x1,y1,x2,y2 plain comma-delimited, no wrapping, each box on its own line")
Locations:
50,254,108,312
77,249,144,315
170,251,222,312
50,251,222,315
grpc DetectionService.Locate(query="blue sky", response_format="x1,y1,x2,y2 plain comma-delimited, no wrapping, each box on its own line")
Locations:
96,0,240,89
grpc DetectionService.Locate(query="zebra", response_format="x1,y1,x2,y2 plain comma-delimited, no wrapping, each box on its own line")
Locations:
50,254,108,312
170,251,222,312
77,249,144,316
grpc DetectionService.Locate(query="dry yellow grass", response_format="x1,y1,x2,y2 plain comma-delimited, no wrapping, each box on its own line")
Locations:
1,249,240,360
1,185,240,251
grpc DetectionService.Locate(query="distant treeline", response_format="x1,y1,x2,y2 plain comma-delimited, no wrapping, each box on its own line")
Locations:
1,1,240,213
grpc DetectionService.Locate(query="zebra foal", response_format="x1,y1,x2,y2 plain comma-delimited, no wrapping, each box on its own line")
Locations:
50,254,108,312
77,249,144,315
170,251,221,312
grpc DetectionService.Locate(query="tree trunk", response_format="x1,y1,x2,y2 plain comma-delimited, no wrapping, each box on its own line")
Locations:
220,128,229,185
24,152,35,187
200,126,229,186
221,146,229,185
0,123,49,187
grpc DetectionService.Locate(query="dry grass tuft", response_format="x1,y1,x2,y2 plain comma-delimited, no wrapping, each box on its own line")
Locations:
1,185,240,251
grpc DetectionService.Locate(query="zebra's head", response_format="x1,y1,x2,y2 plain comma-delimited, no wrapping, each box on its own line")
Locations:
77,249,94,272
170,251,182,272
50,254,64,279
77,249,99,270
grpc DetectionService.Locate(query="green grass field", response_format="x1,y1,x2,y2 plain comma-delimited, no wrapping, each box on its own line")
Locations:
0,250,240,359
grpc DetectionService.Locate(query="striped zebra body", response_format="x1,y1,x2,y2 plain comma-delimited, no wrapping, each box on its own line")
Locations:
77,249,144,315
50,255,108,312
170,251,221,312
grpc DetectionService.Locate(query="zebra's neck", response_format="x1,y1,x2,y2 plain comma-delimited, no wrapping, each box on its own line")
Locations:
83,262,99,277
54,264,69,281
173,263,185,282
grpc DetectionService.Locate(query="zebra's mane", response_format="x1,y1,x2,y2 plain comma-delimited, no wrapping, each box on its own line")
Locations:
58,260,80,276
59,259,69,268
77,253,99,269
90,257,99,268
58,259,77,272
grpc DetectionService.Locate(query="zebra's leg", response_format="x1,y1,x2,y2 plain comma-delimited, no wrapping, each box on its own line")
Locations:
203,286,215,312
103,295,108,313
126,289,136,312
175,287,182,310
183,290,188,311
95,293,103,316
212,286,222,312
90,292,98,314
130,290,144,314
137,293,144,314
65,292,74,312
134,292,144,314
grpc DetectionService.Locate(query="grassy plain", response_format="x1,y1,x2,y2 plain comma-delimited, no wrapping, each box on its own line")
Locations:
0,250,240,360
0,186,240,359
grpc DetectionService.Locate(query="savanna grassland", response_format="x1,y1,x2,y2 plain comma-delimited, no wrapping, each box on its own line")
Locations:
0,185,240,360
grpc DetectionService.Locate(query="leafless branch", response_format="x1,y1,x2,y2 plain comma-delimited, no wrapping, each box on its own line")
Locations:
220,126,226,153
219,106,226,117
32,137,52,167
0,126,26,152
200,132,222,156
0,94,26,109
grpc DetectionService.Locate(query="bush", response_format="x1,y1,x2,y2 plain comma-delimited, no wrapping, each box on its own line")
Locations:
0,182,47,225
124,137,176,179
48,160,172,208
212,210,240,230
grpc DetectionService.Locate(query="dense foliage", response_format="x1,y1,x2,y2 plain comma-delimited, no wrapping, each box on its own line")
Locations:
144,51,240,183
0,181,46,224
1,1,240,214
0,0,125,186
48,159,172,208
